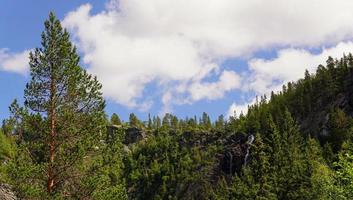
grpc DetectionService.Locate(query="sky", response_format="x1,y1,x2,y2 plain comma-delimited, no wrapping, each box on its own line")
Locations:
1,0,353,122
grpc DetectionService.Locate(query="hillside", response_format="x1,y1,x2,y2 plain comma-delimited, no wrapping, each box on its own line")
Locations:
2,14,353,200
114,54,353,199
2,54,353,199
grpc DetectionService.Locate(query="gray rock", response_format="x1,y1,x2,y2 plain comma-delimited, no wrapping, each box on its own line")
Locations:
124,127,146,145
107,125,146,145
0,184,17,200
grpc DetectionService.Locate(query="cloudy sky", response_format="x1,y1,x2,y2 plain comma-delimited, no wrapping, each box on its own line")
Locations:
1,0,353,122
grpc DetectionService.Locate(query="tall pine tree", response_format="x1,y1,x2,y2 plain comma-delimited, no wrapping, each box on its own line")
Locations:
24,12,105,196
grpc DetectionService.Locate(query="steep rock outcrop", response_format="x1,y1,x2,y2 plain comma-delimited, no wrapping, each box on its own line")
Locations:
124,127,146,145
107,125,146,145
219,134,254,175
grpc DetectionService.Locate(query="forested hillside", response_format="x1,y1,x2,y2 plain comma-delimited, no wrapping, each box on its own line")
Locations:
2,13,353,200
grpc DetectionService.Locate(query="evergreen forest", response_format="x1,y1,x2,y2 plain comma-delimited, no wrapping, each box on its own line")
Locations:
2,13,353,200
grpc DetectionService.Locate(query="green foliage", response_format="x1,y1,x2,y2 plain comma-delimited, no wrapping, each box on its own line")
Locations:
129,113,141,128
0,129,16,183
3,12,353,199
327,108,353,152
6,144,46,199
2,12,107,199
110,113,122,125
111,53,353,199
334,142,353,199
305,138,338,200
0,130,15,162
124,130,218,199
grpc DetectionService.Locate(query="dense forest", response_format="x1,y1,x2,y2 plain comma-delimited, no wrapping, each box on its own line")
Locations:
2,13,353,200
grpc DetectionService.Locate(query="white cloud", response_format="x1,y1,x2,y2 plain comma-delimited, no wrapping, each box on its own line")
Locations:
247,42,353,95
62,0,353,112
0,49,30,75
188,70,241,101
227,102,250,118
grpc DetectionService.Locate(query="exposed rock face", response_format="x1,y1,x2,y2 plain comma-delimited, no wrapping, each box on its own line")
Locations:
107,125,146,145
220,133,254,175
299,91,353,141
124,127,146,145
0,184,17,200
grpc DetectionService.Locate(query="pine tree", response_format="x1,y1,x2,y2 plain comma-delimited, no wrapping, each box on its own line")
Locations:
305,138,337,199
201,112,212,129
303,69,313,114
162,113,170,129
171,115,179,130
129,113,140,127
327,108,353,152
24,12,106,196
110,113,122,126
215,114,225,130
252,133,276,200
147,114,153,130
265,115,283,198
155,116,161,129
334,141,353,199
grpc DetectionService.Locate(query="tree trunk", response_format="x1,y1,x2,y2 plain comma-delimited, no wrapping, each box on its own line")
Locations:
48,111,55,193
48,69,56,194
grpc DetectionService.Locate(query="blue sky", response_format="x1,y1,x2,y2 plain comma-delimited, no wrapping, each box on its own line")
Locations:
1,0,353,122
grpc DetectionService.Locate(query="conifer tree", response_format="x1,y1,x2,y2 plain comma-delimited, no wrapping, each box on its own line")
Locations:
201,112,212,129
305,138,337,199
162,113,171,129
215,114,225,130
171,115,179,130
147,114,153,129
110,113,122,125
327,108,352,152
334,141,353,199
129,113,140,127
251,133,276,199
24,12,105,196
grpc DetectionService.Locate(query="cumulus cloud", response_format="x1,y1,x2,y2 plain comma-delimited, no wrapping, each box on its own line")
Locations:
228,42,353,118
188,70,241,101
247,42,353,95
62,0,353,112
227,101,251,118
0,49,30,75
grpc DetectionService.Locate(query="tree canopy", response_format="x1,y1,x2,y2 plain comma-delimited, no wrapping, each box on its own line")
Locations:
2,12,353,200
